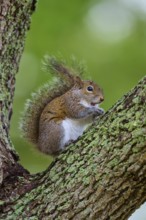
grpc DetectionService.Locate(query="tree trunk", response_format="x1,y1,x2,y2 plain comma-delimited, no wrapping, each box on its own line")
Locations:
0,0,36,182
0,0,146,219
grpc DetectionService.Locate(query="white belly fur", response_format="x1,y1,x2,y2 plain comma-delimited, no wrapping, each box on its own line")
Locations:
61,117,92,149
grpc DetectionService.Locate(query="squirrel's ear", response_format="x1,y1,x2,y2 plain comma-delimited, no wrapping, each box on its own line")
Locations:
75,76,83,88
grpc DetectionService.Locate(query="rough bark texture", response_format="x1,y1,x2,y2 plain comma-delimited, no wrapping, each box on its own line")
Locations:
0,0,146,219
0,76,145,220
0,0,36,183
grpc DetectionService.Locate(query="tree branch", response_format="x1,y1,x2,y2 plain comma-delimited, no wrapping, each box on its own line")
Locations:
0,77,146,219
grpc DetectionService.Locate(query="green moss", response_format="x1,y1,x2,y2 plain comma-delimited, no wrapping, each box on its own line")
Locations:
132,128,144,138
82,176,91,185
133,97,140,104
0,200,4,205
107,158,119,168
66,155,76,164
67,165,77,173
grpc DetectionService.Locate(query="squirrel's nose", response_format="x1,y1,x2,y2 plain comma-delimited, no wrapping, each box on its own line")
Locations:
99,96,104,103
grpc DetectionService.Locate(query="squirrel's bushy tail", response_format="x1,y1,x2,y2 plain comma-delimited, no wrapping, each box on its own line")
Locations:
20,56,85,145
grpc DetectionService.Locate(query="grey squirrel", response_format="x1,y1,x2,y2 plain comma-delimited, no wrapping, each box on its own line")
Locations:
20,56,104,156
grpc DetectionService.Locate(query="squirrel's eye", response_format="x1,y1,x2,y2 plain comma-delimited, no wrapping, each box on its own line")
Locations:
87,86,94,92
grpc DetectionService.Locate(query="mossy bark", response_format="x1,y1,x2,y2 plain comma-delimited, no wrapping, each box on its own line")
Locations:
0,0,36,182
0,76,146,220
0,0,146,219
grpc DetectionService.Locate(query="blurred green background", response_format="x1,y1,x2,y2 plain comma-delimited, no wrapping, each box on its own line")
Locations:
11,0,145,174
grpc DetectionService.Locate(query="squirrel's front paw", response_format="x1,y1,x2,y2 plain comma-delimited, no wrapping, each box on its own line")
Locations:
92,107,104,122
96,107,104,116
92,107,104,119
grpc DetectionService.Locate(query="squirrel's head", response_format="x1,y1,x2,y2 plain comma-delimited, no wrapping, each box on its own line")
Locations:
74,77,104,109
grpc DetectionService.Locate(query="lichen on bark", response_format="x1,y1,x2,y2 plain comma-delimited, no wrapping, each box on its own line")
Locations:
0,0,37,182
0,77,146,220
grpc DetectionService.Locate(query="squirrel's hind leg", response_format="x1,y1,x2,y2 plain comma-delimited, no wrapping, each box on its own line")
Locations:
38,120,64,156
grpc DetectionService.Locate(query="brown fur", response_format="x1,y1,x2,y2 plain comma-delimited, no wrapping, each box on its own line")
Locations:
38,80,104,155
20,57,104,156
